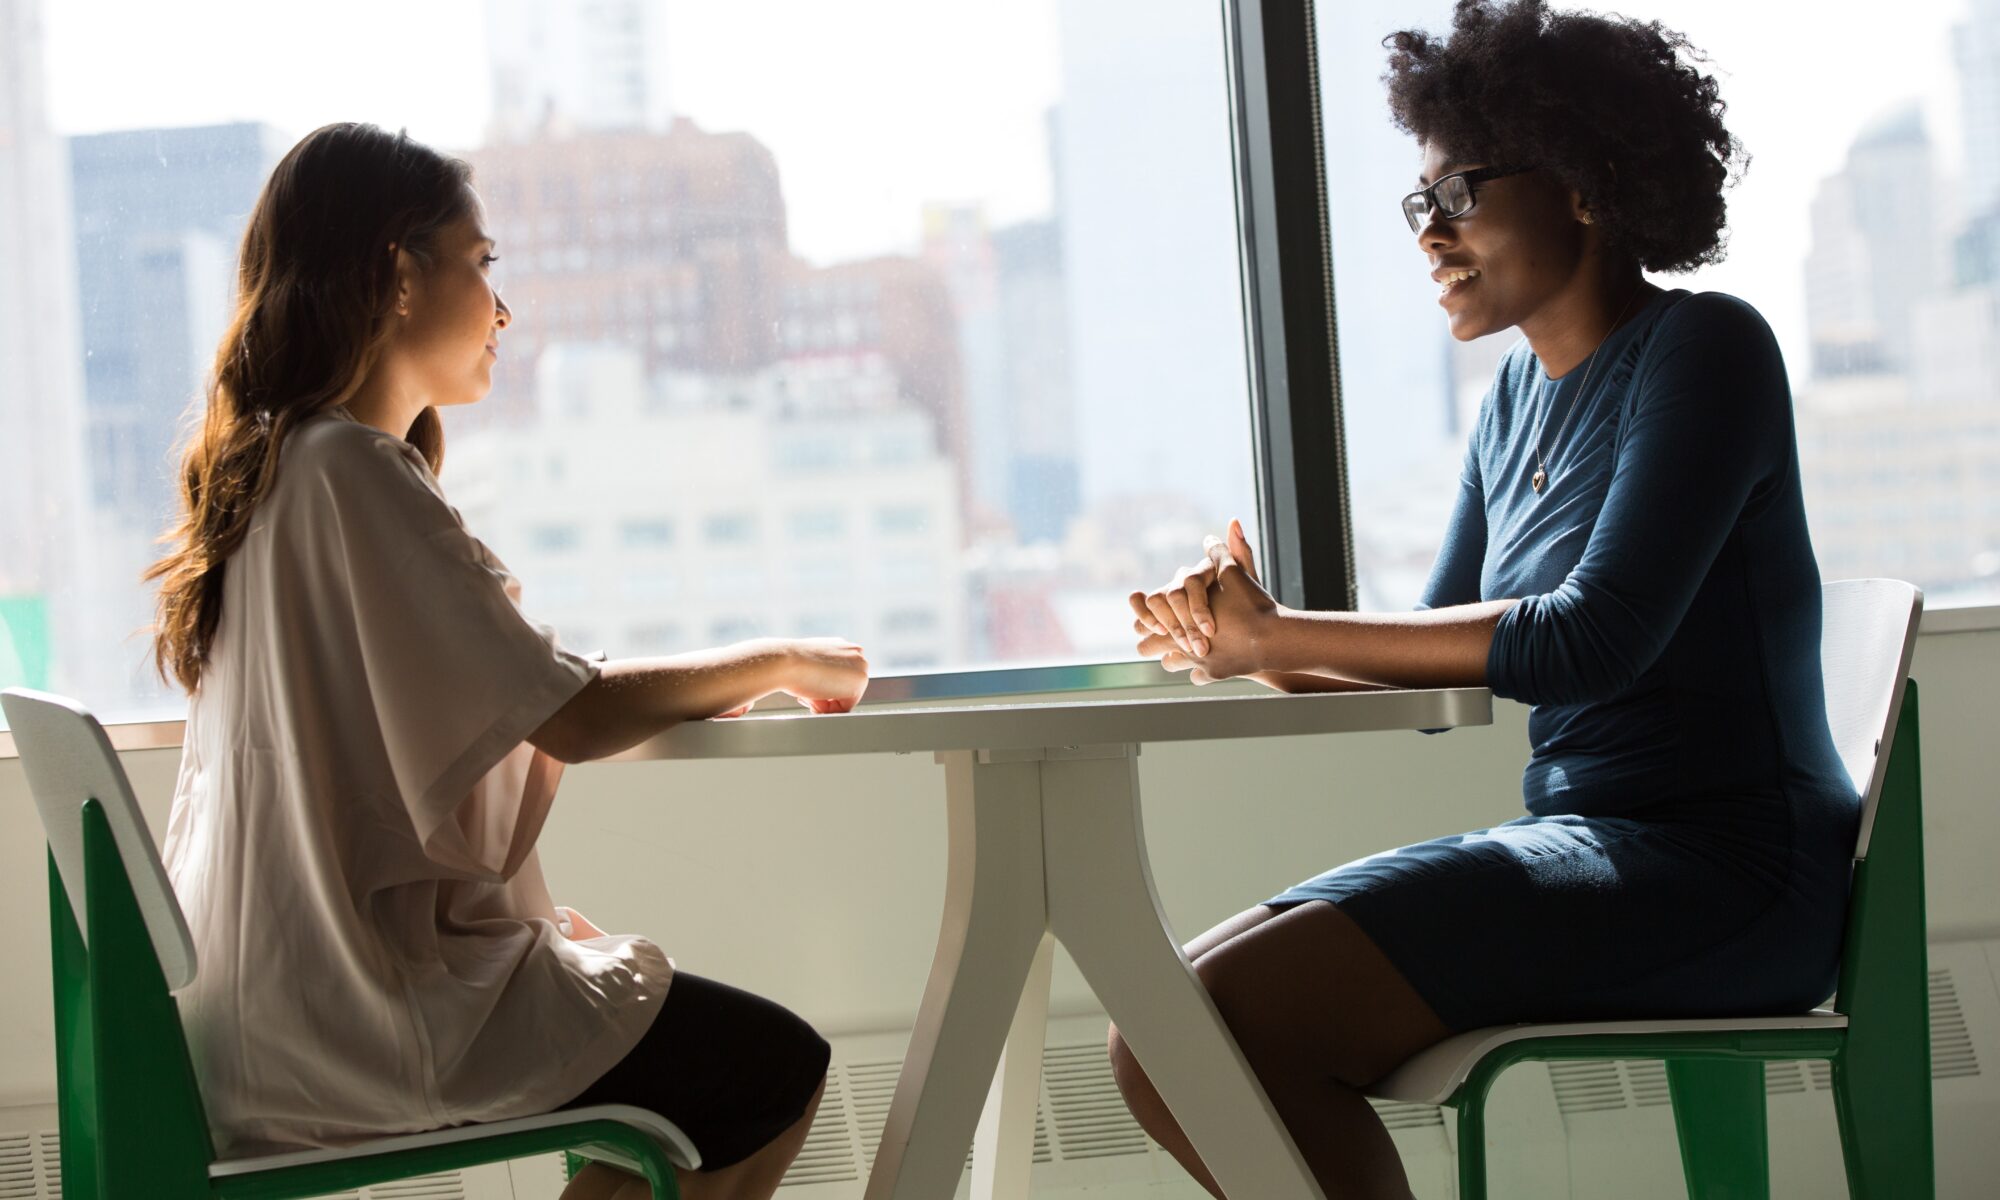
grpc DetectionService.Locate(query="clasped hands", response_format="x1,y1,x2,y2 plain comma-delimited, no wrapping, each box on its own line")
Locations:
1128,517,1281,685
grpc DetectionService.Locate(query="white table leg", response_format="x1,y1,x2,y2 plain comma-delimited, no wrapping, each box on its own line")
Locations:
972,932,1054,1200
864,753,1051,1200
1040,752,1326,1200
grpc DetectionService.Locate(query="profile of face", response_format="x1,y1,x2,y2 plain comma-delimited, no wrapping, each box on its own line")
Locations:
387,188,510,409
1414,142,1592,343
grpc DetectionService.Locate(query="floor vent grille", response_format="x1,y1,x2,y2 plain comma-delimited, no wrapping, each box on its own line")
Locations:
362,1173,464,1199
1043,1042,1145,1161
0,1133,57,1200
786,1038,1133,1187
781,1070,860,1186
1550,1059,1675,1116
844,1057,905,1176
0,1134,37,1200
1625,1060,1673,1107
1550,1060,1634,1116
1368,1099,1447,1132
1764,1059,1834,1096
1930,966,1981,1080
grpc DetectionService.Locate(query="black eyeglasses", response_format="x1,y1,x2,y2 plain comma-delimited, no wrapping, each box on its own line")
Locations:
1401,165,1535,233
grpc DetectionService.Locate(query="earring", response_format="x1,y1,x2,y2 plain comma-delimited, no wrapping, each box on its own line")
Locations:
1580,212,1595,225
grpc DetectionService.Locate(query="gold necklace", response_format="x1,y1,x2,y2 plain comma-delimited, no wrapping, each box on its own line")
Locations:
1531,287,1643,494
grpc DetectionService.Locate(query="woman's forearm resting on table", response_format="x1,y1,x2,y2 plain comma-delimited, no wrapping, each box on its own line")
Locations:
1246,671,1397,695
530,641,792,763
1257,600,1519,690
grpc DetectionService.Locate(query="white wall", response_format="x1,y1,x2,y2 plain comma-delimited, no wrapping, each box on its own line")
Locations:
2,620,1996,1187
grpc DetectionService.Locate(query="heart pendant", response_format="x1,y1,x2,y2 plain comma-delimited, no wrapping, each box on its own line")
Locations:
1531,468,1547,494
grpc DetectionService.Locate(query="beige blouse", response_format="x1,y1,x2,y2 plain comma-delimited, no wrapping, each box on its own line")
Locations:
162,406,671,1157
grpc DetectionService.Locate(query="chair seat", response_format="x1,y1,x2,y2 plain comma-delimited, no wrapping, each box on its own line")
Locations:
1370,1010,1849,1106
207,1102,701,1178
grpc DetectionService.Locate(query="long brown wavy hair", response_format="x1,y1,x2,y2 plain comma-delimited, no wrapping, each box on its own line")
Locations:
148,122,474,693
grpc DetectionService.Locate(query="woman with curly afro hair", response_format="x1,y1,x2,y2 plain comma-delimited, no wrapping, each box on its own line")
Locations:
1114,2,1858,1194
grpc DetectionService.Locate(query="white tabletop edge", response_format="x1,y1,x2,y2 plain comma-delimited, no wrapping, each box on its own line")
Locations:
608,687,1494,762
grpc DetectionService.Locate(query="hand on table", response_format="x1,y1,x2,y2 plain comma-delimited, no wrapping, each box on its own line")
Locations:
1131,519,1279,684
700,637,868,719
1129,538,1226,658
778,636,870,713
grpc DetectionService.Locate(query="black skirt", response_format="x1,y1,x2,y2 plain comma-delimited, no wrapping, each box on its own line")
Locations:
557,972,831,1171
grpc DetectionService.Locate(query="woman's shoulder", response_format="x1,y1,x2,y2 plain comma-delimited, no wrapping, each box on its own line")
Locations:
285,406,420,466
1645,289,1782,358
271,408,451,537
1630,290,1793,429
282,409,439,495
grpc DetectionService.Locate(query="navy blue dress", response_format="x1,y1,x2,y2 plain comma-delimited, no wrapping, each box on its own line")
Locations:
1266,290,1860,1031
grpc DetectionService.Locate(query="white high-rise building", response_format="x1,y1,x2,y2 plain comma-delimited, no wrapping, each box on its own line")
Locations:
0,0,91,697
1956,0,2000,220
485,0,671,142
446,344,966,672
1803,105,1945,378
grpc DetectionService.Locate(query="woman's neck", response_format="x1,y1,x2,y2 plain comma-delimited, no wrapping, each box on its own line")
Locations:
1520,262,1657,380
343,362,428,440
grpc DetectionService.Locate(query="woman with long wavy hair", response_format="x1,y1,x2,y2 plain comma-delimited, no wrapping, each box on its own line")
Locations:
151,122,862,1200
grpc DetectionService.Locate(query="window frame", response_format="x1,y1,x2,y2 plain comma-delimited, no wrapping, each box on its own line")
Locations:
1227,0,1358,616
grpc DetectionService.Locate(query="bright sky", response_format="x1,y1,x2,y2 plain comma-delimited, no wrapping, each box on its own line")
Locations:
42,0,1978,366
42,0,1062,265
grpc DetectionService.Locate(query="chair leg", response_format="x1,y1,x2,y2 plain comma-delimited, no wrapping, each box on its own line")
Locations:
1827,683,1933,1199
563,1149,679,1198
1454,1090,1489,1200
1666,1058,1769,1200
1832,1045,1934,1200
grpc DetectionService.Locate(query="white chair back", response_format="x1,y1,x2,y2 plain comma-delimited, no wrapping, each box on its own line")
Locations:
1818,580,1924,860
2,688,198,990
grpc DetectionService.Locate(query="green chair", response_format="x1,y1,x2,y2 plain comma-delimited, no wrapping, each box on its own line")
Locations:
1369,578,1931,1198
2,687,694,1200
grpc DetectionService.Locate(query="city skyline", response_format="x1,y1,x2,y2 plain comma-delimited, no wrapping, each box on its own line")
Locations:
40,0,1976,378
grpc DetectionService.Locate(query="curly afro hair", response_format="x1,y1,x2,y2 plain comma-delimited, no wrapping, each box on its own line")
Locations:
1384,0,1745,274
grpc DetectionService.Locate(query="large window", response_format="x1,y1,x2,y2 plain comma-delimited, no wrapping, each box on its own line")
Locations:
12,0,1986,730
1,0,1263,722
1324,0,2000,612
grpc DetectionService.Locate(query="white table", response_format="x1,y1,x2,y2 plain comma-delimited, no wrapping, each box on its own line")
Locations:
614,686,1492,1200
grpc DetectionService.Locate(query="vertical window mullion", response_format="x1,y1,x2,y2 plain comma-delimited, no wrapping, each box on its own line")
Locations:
1224,0,1357,612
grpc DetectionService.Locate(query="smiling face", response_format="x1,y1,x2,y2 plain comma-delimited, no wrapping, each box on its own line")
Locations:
1416,142,1592,343
390,188,510,410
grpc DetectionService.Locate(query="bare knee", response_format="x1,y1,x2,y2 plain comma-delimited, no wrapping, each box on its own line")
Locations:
1190,903,1449,1090
666,1071,829,1200
1107,1024,1167,1118
1106,1024,1140,1093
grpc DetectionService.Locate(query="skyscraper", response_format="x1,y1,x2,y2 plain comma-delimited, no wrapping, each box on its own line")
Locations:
1803,105,1944,377
68,123,286,530
991,216,1078,543
467,119,793,416
0,0,90,695
1956,0,2000,220
921,120,1081,546
920,203,1007,526
467,119,970,498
